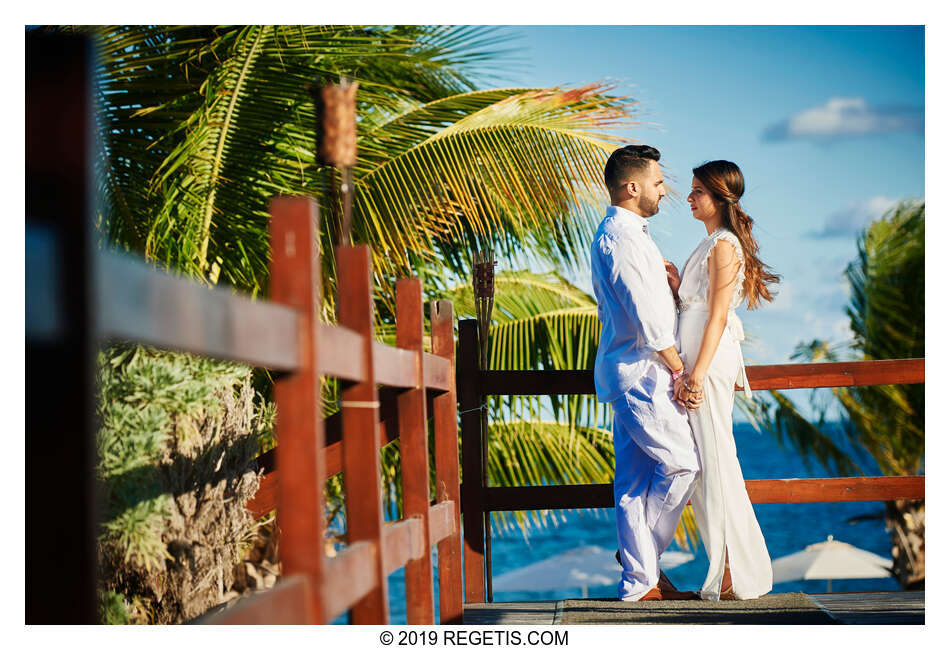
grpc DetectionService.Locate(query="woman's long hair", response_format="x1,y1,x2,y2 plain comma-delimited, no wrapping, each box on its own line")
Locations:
692,160,780,309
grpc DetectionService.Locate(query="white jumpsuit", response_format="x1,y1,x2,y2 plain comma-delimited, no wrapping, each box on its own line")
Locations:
676,227,772,601
591,205,700,601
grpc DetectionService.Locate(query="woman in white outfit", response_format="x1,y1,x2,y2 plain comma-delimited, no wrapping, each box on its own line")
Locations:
666,160,780,600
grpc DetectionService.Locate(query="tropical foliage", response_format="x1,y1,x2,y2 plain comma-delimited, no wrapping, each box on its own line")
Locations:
85,25,642,504
97,345,271,623
442,270,604,421
758,200,924,587
78,23,661,620
88,25,635,312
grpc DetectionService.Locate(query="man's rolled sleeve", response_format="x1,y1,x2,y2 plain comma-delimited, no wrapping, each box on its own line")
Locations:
607,236,676,351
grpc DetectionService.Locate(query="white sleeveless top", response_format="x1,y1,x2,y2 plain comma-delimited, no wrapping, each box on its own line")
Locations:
677,228,752,399
679,228,745,311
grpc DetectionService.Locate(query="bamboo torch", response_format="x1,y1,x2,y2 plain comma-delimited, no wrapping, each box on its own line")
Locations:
473,249,496,601
311,76,358,244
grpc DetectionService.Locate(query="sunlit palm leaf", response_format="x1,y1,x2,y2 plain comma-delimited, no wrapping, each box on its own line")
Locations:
88,25,520,294
354,85,636,287
439,270,606,425
836,201,924,476
484,420,611,532
444,270,598,364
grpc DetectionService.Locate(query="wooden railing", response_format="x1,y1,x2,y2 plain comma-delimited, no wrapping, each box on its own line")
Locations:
200,199,462,624
34,201,464,624
27,33,462,625
456,319,925,603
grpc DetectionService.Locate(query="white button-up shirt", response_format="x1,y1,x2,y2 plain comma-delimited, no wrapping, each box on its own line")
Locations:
590,205,678,403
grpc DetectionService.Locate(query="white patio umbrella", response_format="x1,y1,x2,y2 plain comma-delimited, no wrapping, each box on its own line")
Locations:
771,535,893,593
492,544,694,598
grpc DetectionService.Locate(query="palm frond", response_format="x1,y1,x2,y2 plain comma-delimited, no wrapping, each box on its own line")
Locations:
438,270,607,427
90,25,522,295
484,420,611,533
353,85,638,284
484,419,699,549
442,270,599,368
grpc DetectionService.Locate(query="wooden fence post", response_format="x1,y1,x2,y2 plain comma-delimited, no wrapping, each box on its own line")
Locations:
432,300,464,622
397,278,435,623
337,245,389,623
25,32,97,624
269,196,326,623
458,319,486,603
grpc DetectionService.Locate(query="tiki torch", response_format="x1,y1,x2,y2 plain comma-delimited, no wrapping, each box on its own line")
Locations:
473,249,496,601
311,76,358,245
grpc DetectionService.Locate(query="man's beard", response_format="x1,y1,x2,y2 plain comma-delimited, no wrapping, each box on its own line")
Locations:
638,194,660,217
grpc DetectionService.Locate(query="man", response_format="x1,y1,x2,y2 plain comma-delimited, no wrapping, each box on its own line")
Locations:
590,144,702,601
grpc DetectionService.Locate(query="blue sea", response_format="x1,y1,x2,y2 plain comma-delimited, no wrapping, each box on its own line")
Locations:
337,422,900,624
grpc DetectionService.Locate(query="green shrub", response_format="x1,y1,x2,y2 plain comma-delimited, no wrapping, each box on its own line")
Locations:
96,345,274,623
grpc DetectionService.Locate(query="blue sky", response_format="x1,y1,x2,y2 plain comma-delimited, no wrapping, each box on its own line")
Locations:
492,25,924,365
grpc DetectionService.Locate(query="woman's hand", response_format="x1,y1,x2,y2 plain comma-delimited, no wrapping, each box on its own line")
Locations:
676,373,704,410
686,371,705,390
665,260,681,299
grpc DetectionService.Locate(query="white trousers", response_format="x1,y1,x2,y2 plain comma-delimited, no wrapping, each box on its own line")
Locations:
679,308,772,600
612,383,699,601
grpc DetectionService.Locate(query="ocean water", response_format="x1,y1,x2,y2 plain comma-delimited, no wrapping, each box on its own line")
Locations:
338,422,901,624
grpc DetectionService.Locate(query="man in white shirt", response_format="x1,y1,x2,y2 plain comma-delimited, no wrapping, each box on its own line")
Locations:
590,145,702,601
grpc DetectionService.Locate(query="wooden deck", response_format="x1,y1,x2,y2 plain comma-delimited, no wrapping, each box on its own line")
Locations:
809,591,924,625
463,591,923,625
464,600,560,625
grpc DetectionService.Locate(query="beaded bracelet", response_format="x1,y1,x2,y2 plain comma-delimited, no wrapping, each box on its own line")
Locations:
682,381,702,394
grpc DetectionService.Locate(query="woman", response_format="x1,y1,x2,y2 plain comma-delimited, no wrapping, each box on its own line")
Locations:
666,160,780,600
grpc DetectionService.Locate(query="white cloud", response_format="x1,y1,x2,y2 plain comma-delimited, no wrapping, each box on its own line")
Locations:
763,97,922,142
808,195,899,239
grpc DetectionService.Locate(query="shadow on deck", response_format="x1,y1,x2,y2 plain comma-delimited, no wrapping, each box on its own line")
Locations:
463,591,923,625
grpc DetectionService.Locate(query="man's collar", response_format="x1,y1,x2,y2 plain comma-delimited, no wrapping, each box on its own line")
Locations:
606,204,650,235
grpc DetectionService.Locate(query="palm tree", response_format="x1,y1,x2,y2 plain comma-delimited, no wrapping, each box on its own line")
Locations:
758,201,924,588
88,25,635,308
84,25,656,546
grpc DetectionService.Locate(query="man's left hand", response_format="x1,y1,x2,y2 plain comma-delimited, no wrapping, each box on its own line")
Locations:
665,260,681,297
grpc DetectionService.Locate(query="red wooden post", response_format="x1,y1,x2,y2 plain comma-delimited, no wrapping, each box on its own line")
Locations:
396,278,435,623
431,300,464,623
458,319,486,603
337,245,389,623
269,196,327,623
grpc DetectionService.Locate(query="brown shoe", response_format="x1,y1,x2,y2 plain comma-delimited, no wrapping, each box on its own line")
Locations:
614,550,682,593
637,586,663,601
661,588,701,600
636,585,700,601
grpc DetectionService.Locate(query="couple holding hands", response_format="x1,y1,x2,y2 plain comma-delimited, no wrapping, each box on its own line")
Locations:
590,145,780,601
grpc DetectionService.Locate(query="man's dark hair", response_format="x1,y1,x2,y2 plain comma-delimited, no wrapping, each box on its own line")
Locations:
604,144,661,194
